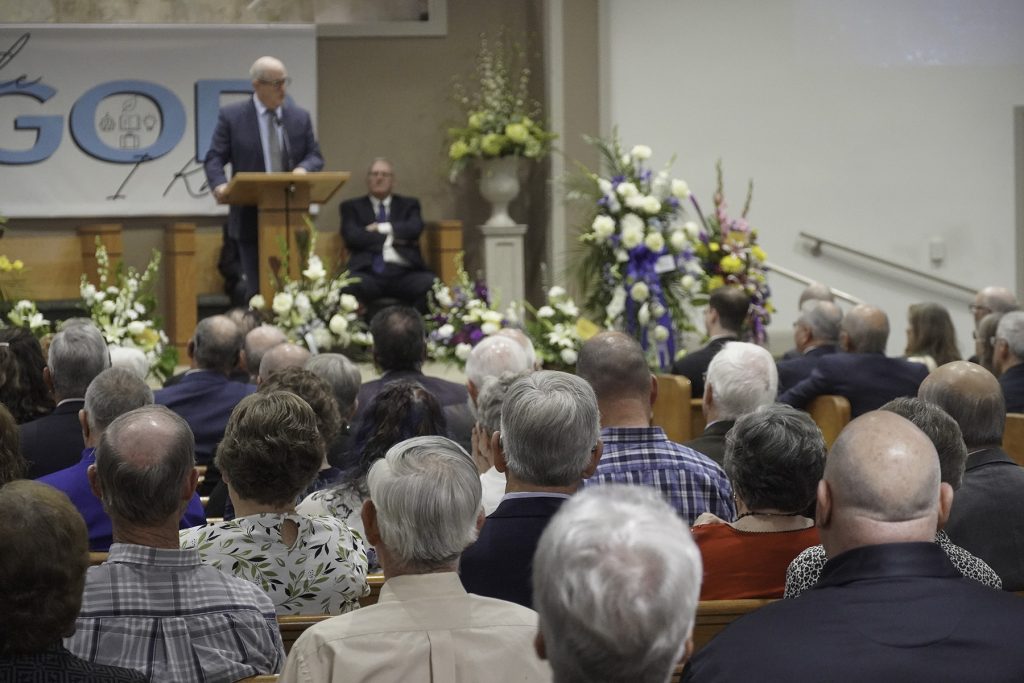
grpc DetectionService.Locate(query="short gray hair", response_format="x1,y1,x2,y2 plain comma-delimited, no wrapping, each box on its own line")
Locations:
500,371,600,487
798,282,835,306
48,324,110,398
367,436,481,572
997,311,1024,359
880,397,967,490
84,368,154,433
305,353,362,415
533,485,702,683
797,300,843,343
842,304,889,354
193,315,243,373
465,335,529,390
249,55,285,80
245,325,288,377
725,404,825,513
705,342,777,420
95,405,195,526
476,371,530,435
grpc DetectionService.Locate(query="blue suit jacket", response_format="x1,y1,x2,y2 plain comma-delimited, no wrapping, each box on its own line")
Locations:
776,344,838,394
999,363,1024,414
459,495,567,608
22,400,85,479
778,352,928,417
340,194,428,272
154,370,255,465
203,98,323,242
671,336,737,398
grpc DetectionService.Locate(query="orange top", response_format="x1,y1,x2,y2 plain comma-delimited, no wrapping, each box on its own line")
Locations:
692,523,820,600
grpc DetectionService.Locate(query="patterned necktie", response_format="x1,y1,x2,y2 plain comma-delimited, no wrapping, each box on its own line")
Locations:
266,110,284,172
372,200,387,273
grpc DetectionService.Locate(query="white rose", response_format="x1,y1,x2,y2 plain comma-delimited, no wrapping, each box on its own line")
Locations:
616,182,639,198
557,301,579,318
482,310,503,324
249,294,266,310
81,284,97,300
620,213,645,249
481,321,500,335
672,179,691,199
592,215,616,240
637,303,651,326
607,197,622,214
653,325,670,342
134,302,146,314
630,281,650,302
455,343,473,361
312,327,333,350
644,232,665,253
681,274,697,290
127,321,146,336
597,178,613,195
607,286,627,321
642,195,661,214
437,323,455,340
435,288,453,308
548,285,566,300
106,286,118,296
560,348,578,365
625,194,646,210
329,314,349,335
669,231,687,252
537,305,555,319
295,293,312,313
683,221,700,240
126,309,139,321
302,256,327,281
102,300,117,315
272,292,293,314
631,144,652,160
340,294,359,311
651,302,666,318
615,249,629,263
93,291,106,302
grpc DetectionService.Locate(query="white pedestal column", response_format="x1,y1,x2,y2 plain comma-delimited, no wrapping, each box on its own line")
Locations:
482,224,527,308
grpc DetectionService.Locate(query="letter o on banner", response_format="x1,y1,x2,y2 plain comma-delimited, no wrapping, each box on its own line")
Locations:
70,80,186,162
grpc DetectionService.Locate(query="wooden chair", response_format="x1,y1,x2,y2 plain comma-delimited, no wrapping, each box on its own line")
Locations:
88,552,108,566
1003,413,1024,466
806,395,851,448
691,599,774,652
359,573,386,608
689,398,706,440
652,375,694,443
277,614,332,654
234,676,279,682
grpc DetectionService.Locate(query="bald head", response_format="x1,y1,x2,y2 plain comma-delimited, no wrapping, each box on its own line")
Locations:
244,325,287,377
258,342,311,382
821,412,945,555
798,281,835,307
495,328,537,369
973,286,1017,324
840,304,889,353
918,360,1005,448
576,331,652,404
192,315,243,374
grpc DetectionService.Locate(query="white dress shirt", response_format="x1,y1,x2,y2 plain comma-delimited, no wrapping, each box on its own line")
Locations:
370,195,410,266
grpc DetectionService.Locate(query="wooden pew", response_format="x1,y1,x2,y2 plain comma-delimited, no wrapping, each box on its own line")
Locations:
1003,413,1024,466
359,573,386,608
88,552,108,566
276,574,386,654
234,677,278,682
686,395,851,448
652,374,694,443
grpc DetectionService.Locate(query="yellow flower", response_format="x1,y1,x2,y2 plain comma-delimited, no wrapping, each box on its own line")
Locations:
481,133,507,156
0,256,11,271
449,140,470,160
720,254,744,274
751,246,766,262
12,260,23,271
505,122,529,143
709,242,720,252
708,275,725,291
468,112,485,130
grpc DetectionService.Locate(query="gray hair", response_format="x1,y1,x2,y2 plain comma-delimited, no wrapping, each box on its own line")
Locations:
798,282,835,307
842,304,889,354
47,324,110,399
797,300,843,343
244,325,288,377
880,397,967,491
306,353,362,415
705,342,778,420
193,315,243,373
500,371,600,487
725,404,825,513
918,364,1005,447
533,485,702,683
976,312,1005,373
108,346,149,380
576,331,652,402
465,335,529,390
95,405,195,526
996,311,1024,359
249,55,285,80
84,367,154,433
476,370,530,436
367,436,481,572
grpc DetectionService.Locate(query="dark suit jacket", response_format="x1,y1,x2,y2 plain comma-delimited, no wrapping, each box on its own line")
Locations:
776,344,838,394
203,98,323,242
683,542,1024,681
22,400,85,479
671,336,737,398
154,370,255,465
459,495,567,608
682,419,734,467
999,363,1024,414
944,446,1024,591
340,194,428,272
778,352,928,417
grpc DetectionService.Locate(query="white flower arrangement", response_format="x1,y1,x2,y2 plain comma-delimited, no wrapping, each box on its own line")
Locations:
425,254,507,367
525,286,584,368
80,240,177,382
6,299,51,338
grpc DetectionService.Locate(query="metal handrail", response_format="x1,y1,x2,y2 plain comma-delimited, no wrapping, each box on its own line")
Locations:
764,260,864,305
798,232,976,296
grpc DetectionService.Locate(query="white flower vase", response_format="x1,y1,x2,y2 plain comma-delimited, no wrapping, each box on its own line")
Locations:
478,156,521,228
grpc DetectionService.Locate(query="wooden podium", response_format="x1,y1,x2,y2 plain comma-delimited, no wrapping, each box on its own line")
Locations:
223,172,350,303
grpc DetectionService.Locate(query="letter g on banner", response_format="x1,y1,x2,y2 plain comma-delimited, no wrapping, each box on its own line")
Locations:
0,79,61,165
70,80,185,162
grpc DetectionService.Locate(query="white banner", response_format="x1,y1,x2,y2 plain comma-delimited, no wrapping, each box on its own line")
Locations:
0,25,317,218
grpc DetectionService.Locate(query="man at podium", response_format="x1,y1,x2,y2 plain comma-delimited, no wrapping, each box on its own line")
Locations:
204,56,324,301
340,158,436,313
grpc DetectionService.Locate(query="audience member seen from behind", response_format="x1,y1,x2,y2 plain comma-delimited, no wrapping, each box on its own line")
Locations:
785,396,1002,597
975,311,1005,375
905,302,960,372
0,327,54,425
0,481,146,682
993,311,1024,413
671,285,750,398
306,353,363,468
181,391,368,615
692,404,823,600
474,370,531,515
0,403,25,485
534,485,703,683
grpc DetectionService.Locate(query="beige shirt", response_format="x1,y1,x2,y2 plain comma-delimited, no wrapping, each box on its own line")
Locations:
279,572,551,683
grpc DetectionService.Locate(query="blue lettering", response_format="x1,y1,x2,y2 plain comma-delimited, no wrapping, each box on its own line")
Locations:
0,79,62,165
194,79,251,161
69,80,185,162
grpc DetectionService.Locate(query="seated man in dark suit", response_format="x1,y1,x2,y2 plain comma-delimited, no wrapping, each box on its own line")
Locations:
779,281,836,360
779,304,928,417
919,361,1024,591
776,300,842,393
340,158,436,313
459,371,601,607
23,322,110,479
993,311,1024,412
672,285,749,397
685,411,1024,681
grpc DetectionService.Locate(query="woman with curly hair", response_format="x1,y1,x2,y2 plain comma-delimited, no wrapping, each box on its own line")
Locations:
905,302,961,372
0,403,26,485
0,327,54,425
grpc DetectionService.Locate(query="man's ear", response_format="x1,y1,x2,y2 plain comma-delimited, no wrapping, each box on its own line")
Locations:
534,631,547,661
476,509,486,533
467,380,479,406
43,366,54,393
649,374,659,408
491,431,508,474
679,636,694,668
186,338,196,360
702,382,714,418
815,479,832,529
937,482,954,530
87,464,103,501
362,499,382,546
839,331,852,352
79,409,90,443
582,440,603,480
182,467,198,501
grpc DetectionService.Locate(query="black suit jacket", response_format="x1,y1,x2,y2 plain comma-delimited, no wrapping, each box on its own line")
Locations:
778,352,928,417
776,344,838,394
671,336,737,398
944,446,1024,591
203,98,323,242
459,495,567,608
22,400,85,479
340,194,427,272
682,419,734,467
999,363,1024,414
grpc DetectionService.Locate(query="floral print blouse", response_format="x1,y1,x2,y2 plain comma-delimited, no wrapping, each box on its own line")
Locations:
180,512,369,615
297,483,380,572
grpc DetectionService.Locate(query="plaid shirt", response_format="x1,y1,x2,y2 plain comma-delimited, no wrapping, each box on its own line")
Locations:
66,543,284,682
585,426,735,524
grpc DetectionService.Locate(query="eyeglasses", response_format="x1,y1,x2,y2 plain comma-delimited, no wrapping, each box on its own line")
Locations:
969,304,991,315
369,171,393,178
257,77,291,88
